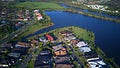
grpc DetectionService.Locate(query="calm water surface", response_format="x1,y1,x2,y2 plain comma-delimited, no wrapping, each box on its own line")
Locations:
25,11,120,66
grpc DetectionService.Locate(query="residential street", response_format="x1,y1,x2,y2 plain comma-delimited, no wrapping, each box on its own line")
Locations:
19,46,36,68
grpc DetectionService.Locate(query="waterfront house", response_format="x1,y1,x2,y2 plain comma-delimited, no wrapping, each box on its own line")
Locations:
84,51,98,59
60,30,73,36
45,34,54,41
76,41,88,48
79,46,91,53
39,36,48,42
64,35,76,41
87,57,107,68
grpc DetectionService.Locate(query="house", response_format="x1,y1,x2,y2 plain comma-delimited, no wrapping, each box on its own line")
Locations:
11,48,28,54
87,57,100,62
87,57,107,68
39,50,51,55
60,30,73,36
54,48,67,56
34,65,51,68
45,34,53,41
55,64,73,68
34,10,39,13
35,55,52,66
4,43,13,49
30,39,39,45
53,44,63,51
0,58,9,68
84,51,98,59
54,56,71,64
64,35,76,41
8,52,20,58
34,10,43,20
53,45,67,56
79,46,91,53
39,36,47,42
76,41,88,48
37,13,43,20
70,39,79,45
0,47,7,54
15,42,31,48
34,49,52,67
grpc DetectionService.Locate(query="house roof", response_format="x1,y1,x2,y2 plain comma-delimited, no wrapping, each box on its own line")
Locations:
64,35,76,41
71,39,79,44
34,65,51,68
88,59,106,68
77,41,88,47
55,64,73,68
46,34,53,41
39,50,51,55
0,58,9,67
60,30,72,35
54,56,71,64
35,55,52,66
8,52,20,58
15,42,31,47
84,51,98,59
31,39,39,44
39,36,47,42
80,46,91,53
53,45,66,52
87,57,100,62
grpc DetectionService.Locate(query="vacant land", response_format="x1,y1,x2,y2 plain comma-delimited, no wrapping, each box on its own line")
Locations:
14,2,63,9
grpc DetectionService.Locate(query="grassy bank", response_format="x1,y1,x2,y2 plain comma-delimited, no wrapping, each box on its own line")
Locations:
13,2,63,10
64,8,120,23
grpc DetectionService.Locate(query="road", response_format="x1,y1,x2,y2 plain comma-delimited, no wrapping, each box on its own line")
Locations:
69,45,84,68
19,46,37,68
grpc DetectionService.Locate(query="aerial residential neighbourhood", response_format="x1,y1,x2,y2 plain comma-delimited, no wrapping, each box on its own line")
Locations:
0,0,120,68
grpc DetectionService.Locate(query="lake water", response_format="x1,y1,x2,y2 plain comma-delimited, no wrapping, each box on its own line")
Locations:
25,11,120,66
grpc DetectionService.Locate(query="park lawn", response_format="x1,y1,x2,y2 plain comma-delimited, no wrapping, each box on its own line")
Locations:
14,2,63,9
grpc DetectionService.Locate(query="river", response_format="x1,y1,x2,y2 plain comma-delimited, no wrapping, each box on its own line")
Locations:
25,10,120,66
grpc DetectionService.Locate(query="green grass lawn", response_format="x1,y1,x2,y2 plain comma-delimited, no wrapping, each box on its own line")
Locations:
14,2,63,9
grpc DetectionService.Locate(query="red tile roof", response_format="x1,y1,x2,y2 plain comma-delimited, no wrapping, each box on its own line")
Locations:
46,34,53,41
